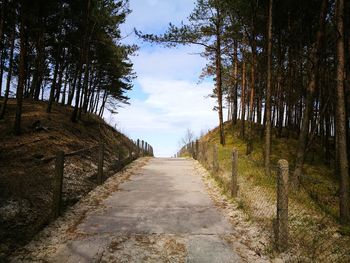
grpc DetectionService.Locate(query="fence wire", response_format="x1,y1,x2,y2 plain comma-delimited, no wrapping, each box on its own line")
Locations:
0,137,154,259
180,141,350,262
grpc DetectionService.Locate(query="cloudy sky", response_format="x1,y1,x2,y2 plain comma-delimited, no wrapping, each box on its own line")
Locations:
110,0,218,157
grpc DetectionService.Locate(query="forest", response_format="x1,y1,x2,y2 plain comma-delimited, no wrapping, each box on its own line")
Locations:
139,0,350,225
0,1,140,257
0,0,350,261
0,0,135,132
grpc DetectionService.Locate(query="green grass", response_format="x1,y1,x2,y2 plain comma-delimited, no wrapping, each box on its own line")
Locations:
195,120,340,221
183,120,350,260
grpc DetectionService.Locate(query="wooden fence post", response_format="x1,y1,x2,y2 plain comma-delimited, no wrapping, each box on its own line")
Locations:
195,140,199,160
231,148,238,197
276,159,289,252
191,141,195,158
141,140,144,156
213,144,218,172
97,142,104,185
137,139,140,157
52,151,64,219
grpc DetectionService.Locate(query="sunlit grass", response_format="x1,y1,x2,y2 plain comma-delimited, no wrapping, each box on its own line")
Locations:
185,120,350,261
179,123,350,262
198,120,339,220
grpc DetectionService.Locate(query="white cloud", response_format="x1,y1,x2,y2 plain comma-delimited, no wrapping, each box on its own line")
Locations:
110,0,221,157
113,78,218,157
117,78,217,132
133,46,207,81
122,0,195,34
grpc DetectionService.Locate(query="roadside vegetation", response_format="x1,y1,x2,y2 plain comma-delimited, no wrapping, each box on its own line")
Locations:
179,121,350,261
141,0,350,228
0,99,139,259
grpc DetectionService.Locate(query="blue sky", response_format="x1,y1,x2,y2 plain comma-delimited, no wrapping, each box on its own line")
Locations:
108,0,218,157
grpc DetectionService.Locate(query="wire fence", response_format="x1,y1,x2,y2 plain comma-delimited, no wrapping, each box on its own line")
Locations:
0,136,153,259
48,138,153,219
178,140,350,262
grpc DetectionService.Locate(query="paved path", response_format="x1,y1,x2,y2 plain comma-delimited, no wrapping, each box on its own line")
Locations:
48,158,241,262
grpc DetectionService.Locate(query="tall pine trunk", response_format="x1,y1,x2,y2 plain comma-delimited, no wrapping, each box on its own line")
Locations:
240,60,246,138
55,56,66,103
47,54,60,113
67,68,78,106
0,26,15,119
265,0,273,175
0,0,4,52
61,67,69,106
232,40,238,125
292,0,328,188
71,68,83,122
30,27,45,100
14,3,27,135
0,49,4,97
72,0,91,122
215,12,225,145
335,0,350,225
247,39,256,154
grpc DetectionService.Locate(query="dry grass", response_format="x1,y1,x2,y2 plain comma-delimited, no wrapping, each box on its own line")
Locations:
185,120,350,262
9,157,150,262
0,99,138,259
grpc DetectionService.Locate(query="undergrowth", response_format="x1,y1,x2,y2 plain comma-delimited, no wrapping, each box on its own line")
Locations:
183,120,350,262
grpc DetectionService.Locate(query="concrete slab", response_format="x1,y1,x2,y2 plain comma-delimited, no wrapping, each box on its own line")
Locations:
44,158,241,262
102,189,213,207
51,237,109,263
186,235,241,263
78,207,232,234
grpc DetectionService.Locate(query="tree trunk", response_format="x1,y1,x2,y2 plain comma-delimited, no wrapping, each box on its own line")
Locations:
71,68,83,122
47,54,60,113
86,69,96,112
335,0,350,225
240,60,246,138
72,0,91,122
67,68,78,106
78,71,85,118
55,57,65,103
98,89,108,117
247,38,256,154
0,0,4,54
14,4,27,135
265,0,273,175
232,40,238,125
81,52,91,116
93,88,100,114
0,26,15,119
292,0,328,188
30,28,45,100
0,49,4,97
61,67,69,106
216,14,225,145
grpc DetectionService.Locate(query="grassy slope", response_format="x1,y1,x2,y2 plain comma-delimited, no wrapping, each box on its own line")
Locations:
191,120,349,261
202,120,338,219
0,99,137,258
